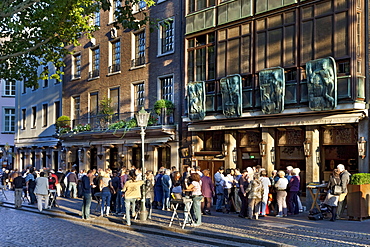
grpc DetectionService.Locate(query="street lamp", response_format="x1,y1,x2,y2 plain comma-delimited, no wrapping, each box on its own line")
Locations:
135,107,150,221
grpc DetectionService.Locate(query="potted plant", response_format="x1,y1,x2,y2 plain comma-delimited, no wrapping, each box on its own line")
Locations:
56,115,71,133
347,173,370,220
154,99,174,116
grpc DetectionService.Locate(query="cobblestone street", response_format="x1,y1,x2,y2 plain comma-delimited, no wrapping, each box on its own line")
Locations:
0,206,255,247
1,190,370,247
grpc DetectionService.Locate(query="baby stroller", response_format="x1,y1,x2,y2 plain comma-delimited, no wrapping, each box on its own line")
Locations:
319,203,333,219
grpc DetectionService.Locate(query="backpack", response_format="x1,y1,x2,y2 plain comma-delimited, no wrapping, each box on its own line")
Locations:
308,208,323,220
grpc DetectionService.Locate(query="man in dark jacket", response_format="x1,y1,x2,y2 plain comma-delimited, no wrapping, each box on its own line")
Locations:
81,170,95,220
13,173,25,208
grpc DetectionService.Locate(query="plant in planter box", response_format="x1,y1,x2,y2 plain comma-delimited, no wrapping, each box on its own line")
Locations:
347,173,370,220
154,99,174,116
56,115,71,133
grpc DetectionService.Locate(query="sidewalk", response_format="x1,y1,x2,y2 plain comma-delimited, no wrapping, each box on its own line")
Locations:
1,190,369,247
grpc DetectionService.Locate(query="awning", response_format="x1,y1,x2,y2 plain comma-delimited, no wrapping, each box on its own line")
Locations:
188,111,366,131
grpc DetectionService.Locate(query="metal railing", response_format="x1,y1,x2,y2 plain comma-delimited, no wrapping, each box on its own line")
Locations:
131,56,145,67
88,69,100,79
57,109,175,134
108,64,120,74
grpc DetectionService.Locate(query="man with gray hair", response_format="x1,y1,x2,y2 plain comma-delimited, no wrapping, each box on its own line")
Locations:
336,164,351,219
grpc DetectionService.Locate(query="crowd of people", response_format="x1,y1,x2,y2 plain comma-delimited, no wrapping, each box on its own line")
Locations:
0,163,352,225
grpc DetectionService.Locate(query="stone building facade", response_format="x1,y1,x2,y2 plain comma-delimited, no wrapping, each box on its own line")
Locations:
183,0,369,188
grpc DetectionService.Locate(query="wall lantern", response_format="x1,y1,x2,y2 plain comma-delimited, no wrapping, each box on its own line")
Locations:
222,143,228,157
270,147,275,164
259,141,267,156
315,147,321,165
303,139,311,157
357,137,366,159
232,148,237,163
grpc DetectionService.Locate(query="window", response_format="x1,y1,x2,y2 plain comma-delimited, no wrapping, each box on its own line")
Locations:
110,40,121,73
110,88,120,114
54,101,60,122
133,0,146,12
73,96,81,121
160,76,174,102
73,53,81,79
134,83,145,111
90,48,100,78
110,0,121,22
188,0,215,13
31,106,36,128
89,92,98,117
187,33,215,82
43,66,49,88
159,19,174,55
4,80,16,96
93,11,100,27
42,104,48,127
3,108,15,133
132,31,145,67
21,109,26,130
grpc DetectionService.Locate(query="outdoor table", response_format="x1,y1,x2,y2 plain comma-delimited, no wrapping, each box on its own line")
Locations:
307,183,327,212
169,197,194,229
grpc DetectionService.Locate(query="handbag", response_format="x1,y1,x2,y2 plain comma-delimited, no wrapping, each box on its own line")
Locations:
332,178,342,195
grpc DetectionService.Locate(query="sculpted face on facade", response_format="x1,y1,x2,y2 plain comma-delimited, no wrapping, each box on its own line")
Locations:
188,81,206,121
259,67,285,114
220,74,242,118
306,57,337,111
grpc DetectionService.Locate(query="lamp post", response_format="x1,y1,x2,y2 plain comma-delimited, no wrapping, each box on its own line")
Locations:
136,107,150,221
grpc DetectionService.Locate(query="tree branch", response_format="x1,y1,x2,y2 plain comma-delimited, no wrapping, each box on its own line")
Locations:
0,36,53,61
0,0,41,18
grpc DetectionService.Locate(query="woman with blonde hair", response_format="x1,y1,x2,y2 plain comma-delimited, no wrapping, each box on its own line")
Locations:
274,170,288,217
99,170,113,216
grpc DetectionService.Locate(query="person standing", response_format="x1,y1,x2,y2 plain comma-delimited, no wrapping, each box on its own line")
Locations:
99,171,113,217
259,170,271,217
81,170,95,220
25,167,37,205
13,173,24,208
67,168,78,198
185,173,203,227
201,169,214,215
214,166,225,212
287,168,300,215
275,171,288,217
337,164,350,219
323,169,341,221
245,174,264,220
122,171,144,226
34,172,49,212
161,169,172,211
238,169,249,218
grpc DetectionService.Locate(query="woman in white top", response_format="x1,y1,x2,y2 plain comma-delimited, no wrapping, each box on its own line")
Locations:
100,171,113,216
34,172,49,212
274,170,289,217
259,170,271,217
185,173,203,226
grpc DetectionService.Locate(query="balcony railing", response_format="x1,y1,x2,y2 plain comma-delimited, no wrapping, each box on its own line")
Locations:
88,69,100,79
131,56,145,67
57,109,175,134
108,64,120,74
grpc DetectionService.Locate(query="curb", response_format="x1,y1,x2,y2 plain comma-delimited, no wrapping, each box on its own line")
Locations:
1,201,284,247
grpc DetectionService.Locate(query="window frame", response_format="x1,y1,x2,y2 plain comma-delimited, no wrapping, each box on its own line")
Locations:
4,80,16,97
3,108,15,133
158,18,175,56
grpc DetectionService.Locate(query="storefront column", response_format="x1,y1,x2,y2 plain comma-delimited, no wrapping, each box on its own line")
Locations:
81,147,90,172
305,126,320,210
103,145,111,170
225,132,236,169
358,119,369,173
192,135,203,168
261,128,275,176
170,141,180,171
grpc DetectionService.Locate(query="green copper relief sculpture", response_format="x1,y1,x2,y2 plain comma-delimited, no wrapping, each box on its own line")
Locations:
220,74,242,118
259,67,285,114
306,57,337,111
188,81,206,120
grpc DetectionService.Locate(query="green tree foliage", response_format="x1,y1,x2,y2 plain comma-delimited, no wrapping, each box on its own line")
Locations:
0,0,155,87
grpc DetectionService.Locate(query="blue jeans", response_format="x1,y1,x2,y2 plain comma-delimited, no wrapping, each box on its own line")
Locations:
162,189,170,209
28,187,36,204
125,198,137,225
101,190,111,209
82,193,92,219
192,195,203,224
67,182,77,198
216,193,224,210
115,190,123,213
